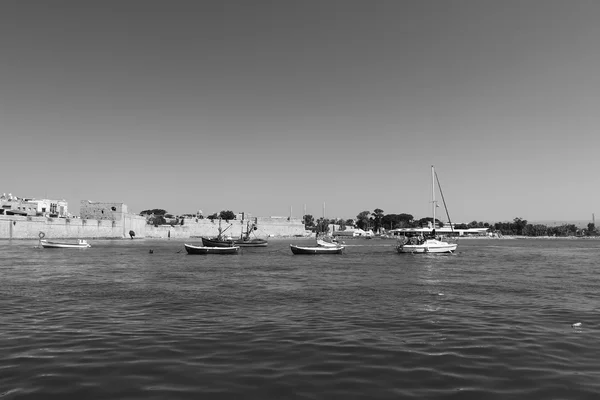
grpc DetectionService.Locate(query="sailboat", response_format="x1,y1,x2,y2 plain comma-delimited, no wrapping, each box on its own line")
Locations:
396,166,458,254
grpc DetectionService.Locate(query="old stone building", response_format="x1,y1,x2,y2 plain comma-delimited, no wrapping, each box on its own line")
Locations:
80,200,128,220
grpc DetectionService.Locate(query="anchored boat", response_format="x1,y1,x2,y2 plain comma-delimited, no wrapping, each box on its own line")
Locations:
184,244,240,255
290,243,344,255
397,166,458,254
201,217,268,247
40,239,91,249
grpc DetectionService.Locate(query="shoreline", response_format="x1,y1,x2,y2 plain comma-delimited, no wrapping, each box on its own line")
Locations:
3,234,600,242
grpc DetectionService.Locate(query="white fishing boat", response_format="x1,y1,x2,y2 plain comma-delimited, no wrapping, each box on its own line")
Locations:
397,166,458,254
40,239,91,249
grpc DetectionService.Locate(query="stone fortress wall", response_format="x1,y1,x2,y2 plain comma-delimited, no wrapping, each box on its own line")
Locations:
144,217,306,239
0,214,147,240
0,201,307,240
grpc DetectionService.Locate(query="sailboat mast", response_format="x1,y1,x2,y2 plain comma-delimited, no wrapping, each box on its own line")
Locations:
431,165,436,230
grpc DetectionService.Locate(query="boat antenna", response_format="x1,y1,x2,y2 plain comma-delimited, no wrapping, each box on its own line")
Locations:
434,170,454,233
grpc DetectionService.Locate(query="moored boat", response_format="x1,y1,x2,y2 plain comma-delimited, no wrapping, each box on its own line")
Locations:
234,217,268,247
201,237,235,247
40,239,91,249
396,165,458,255
396,238,457,254
234,237,268,247
184,244,240,254
201,218,236,247
290,244,344,255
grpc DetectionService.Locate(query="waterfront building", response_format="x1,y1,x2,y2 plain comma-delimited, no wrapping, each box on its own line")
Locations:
0,193,68,217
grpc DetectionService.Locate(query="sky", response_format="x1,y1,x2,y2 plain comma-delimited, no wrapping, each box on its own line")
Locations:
2,0,600,223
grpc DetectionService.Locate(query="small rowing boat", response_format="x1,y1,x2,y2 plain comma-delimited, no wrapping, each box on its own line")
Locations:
184,244,240,255
290,244,344,255
40,239,91,249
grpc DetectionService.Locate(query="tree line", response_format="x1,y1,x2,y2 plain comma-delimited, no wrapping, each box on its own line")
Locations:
303,210,597,237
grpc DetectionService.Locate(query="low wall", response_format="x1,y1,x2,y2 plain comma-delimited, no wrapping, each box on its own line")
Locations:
0,215,130,239
0,215,308,239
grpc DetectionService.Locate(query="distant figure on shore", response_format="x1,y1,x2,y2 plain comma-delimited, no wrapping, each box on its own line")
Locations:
129,230,135,239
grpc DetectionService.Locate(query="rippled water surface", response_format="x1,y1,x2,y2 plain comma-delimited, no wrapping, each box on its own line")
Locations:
1,238,599,399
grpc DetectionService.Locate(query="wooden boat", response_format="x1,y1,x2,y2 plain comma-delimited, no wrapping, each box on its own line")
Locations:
235,217,268,247
290,244,344,255
397,166,458,254
184,243,240,254
234,237,268,247
40,239,91,249
201,218,236,247
201,237,235,247
202,217,268,247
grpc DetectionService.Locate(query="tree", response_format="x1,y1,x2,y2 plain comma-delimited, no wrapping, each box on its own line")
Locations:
315,218,330,234
140,209,167,216
147,215,167,227
587,222,596,236
372,208,385,233
398,213,414,227
345,219,355,227
513,217,528,235
356,211,370,230
219,210,236,221
303,214,315,227
207,213,218,221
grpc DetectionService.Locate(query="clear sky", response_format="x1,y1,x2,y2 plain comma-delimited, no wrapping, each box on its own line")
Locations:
2,0,600,223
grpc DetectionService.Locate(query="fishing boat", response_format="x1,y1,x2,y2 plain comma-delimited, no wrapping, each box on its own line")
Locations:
184,243,240,254
234,237,268,247
201,218,236,247
201,237,235,247
202,216,268,247
397,166,458,254
290,244,344,254
40,239,91,249
234,217,268,247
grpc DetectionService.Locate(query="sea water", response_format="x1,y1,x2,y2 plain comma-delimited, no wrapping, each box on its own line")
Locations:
1,238,599,399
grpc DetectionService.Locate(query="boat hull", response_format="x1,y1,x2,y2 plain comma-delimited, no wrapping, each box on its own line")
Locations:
201,237,235,247
397,240,457,254
290,244,344,254
40,240,91,249
184,244,240,254
234,238,268,247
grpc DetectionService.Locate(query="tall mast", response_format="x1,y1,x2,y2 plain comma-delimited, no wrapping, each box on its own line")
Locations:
431,165,436,230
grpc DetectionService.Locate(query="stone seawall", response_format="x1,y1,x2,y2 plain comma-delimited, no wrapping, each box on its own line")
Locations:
0,215,307,239
144,218,308,239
